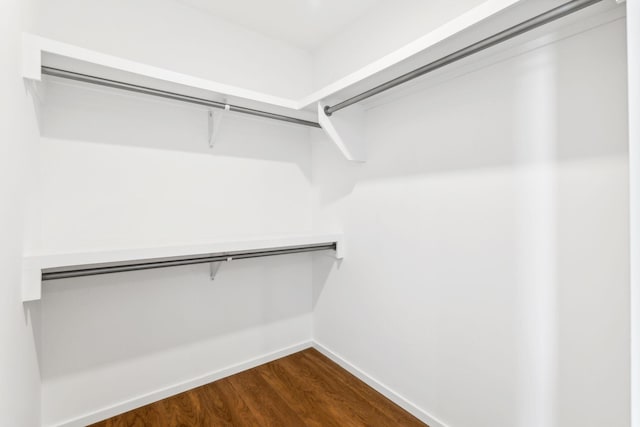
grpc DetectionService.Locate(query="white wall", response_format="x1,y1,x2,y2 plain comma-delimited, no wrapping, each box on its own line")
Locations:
628,0,640,426
36,79,315,425
32,0,313,99
23,2,632,426
311,0,486,90
28,1,315,425
312,17,629,427
31,9,318,423
38,82,313,252
0,0,42,426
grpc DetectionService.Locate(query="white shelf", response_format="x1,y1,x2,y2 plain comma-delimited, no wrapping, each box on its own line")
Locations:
21,0,624,162
21,0,523,112
21,232,344,301
298,0,522,108
22,34,302,110
306,0,623,109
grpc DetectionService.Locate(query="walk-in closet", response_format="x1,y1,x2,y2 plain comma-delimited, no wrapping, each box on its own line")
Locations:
2,0,639,426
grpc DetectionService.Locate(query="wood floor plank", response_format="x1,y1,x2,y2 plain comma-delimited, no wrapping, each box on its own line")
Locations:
225,367,306,426
255,358,345,427
277,351,404,426
270,354,376,426
302,348,426,426
157,385,205,426
195,379,259,427
90,348,428,427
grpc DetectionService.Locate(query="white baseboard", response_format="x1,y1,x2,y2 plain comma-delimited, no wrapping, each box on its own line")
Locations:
55,340,448,427
312,341,449,427
55,340,313,427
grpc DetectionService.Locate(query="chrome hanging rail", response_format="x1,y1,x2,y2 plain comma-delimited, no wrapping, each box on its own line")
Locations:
41,242,336,280
323,0,604,116
41,66,321,128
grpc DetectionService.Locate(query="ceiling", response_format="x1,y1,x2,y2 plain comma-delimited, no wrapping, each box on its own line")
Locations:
177,0,383,50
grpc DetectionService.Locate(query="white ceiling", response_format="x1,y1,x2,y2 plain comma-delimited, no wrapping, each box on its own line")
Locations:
178,0,383,50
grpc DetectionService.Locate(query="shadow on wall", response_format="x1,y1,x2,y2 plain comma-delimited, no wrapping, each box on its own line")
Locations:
38,78,312,181
37,253,313,381
311,253,340,309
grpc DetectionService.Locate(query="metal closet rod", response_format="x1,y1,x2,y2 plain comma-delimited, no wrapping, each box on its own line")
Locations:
41,66,321,128
41,242,337,280
324,0,604,116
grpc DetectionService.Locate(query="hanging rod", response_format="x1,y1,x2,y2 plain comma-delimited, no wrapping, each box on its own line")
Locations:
41,242,336,280
41,66,321,128
323,0,604,116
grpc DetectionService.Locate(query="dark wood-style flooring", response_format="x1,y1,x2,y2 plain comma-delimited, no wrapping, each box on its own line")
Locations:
90,348,426,426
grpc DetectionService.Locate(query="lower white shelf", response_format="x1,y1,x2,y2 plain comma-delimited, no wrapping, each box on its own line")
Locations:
21,233,344,301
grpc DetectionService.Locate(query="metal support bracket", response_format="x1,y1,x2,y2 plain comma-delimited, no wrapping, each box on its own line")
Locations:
209,256,233,280
207,104,230,148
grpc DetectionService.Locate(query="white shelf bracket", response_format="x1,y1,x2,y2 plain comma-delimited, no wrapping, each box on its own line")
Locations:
208,104,230,148
209,256,232,280
317,102,366,162
22,33,42,81
21,260,41,302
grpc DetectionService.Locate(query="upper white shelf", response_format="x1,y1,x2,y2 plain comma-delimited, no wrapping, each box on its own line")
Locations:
22,232,344,302
22,0,624,162
308,0,624,111
299,0,522,108
22,34,301,110
20,0,566,112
